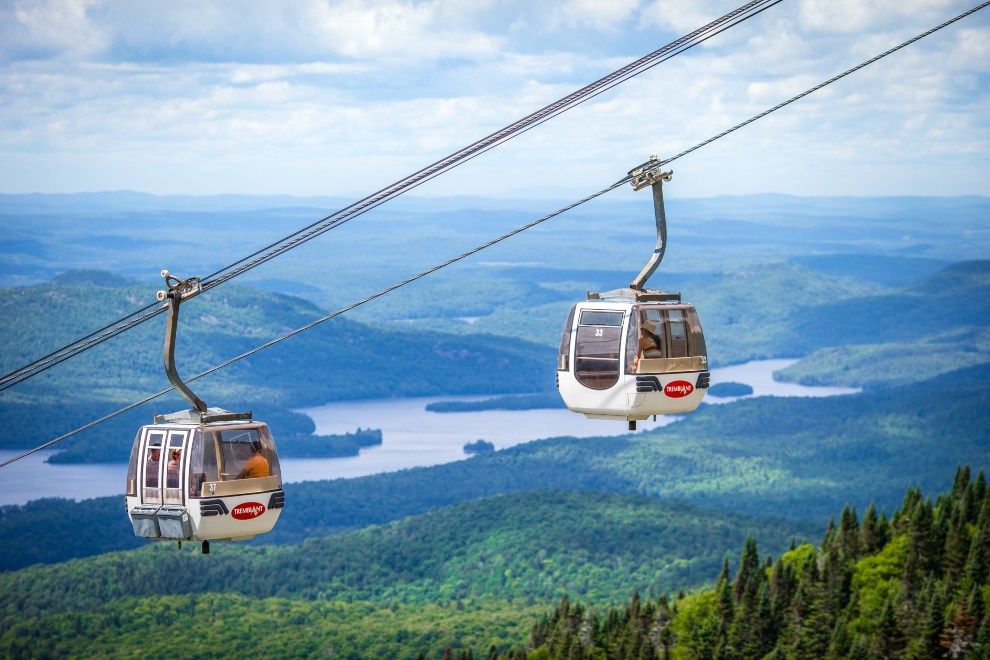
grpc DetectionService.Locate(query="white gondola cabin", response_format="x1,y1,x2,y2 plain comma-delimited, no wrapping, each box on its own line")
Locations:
557,292,708,424
126,416,284,545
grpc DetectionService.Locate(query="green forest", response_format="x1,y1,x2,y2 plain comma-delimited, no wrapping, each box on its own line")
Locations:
507,467,990,659
1,471,986,658
0,491,810,616
0,272,554,462
2,359,986,572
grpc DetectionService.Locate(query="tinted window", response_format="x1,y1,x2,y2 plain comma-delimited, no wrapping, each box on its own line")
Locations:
667,309,688,358
145,432,164,489
218,428,260,480
213,427,279,481
686,307,707,361
189,431,218,497
624,309,640,373
574,324,622,390
579,310,623,327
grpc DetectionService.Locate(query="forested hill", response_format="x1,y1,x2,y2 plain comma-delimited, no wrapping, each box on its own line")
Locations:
2,472,985,658
777,260,990,388
2,361,987,571
0,271,553,461
0,491,811,629
506,467,990,659
0,270,552,405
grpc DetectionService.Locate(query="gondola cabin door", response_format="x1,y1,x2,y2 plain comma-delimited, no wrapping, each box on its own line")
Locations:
136,427,188,507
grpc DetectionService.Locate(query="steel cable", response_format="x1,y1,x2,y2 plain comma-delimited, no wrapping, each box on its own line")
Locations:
2,0,986,468
0,0,780,392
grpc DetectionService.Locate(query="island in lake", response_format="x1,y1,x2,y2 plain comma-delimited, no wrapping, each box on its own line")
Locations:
463,439,495,455
708,382,754,397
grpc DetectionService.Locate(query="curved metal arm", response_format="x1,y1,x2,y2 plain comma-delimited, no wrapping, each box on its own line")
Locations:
157,270,206,413
628,159,673,291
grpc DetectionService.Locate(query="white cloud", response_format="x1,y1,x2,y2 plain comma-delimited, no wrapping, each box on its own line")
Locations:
798,0,957,34
557,0,642,29
639,0,718,33
0,0,987,196
0,0,106,61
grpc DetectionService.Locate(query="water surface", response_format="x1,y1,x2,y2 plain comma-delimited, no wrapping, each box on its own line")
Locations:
0,359,858,506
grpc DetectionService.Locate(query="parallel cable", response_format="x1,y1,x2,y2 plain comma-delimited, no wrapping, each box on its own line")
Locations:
0,0,780,393
2,0,987,469
0,182,626,468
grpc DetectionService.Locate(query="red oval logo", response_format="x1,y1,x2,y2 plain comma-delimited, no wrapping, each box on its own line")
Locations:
231,502,266,520
664,380,694,398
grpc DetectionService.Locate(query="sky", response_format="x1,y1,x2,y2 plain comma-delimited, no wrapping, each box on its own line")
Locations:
1,0,988,198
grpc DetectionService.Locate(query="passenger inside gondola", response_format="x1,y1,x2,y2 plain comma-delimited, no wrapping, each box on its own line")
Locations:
146,447,161,486
166,448,181,488
639,313,664,360
237,440,270,479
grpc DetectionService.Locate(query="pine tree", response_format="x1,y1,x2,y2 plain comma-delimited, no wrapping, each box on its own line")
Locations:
962,521,989,594
952,467,972,502
726,540,765,658
903,499,938,605
838,506,862,559
974,470,987,504
826,612,852,659
653,594,674,660
714,560,734,659
847,635,872,659
872,596,906,659
944,507,971,591
769,557,796,642
733,538,761,609
904,586,943,660
861,503,884,555
967,587,985,630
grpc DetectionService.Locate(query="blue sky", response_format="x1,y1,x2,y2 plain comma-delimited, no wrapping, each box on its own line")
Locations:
1,0,988,198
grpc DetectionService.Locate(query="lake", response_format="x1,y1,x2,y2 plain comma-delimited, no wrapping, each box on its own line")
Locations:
0,358,857,505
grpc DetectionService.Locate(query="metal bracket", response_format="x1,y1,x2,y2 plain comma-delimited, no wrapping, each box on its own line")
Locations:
628,154,672,192
156,270,201,305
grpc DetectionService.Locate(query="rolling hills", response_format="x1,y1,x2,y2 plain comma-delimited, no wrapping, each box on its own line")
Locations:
0,271,554,462
0,491,811,624
2,362,986,572
2,474,985,658
777,260,990,387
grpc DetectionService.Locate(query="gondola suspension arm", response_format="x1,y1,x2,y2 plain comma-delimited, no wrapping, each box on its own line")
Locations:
157,270,207,413
628,156,673,291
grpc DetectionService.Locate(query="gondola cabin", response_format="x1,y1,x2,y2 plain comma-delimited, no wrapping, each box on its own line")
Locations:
557,292,709,424
126,417,284,544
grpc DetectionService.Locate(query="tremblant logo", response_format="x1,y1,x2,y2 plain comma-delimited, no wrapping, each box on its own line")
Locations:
231,502,266,520
664,380,694,398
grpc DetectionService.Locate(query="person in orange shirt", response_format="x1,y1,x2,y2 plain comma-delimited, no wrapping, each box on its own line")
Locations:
237,441,270,479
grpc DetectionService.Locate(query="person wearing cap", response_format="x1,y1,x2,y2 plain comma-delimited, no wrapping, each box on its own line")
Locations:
237,441,270,479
